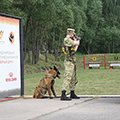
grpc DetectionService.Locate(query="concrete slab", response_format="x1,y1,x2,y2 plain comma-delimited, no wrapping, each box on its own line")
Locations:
0,97,93,120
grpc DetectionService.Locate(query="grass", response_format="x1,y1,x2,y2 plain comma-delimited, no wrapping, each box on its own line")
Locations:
24,54,120,95
76,68,120,95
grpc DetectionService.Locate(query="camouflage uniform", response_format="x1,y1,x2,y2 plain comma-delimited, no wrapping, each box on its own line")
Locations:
62,36,78,91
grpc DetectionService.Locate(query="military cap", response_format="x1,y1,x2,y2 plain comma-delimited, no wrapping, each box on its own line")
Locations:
67,28,75,33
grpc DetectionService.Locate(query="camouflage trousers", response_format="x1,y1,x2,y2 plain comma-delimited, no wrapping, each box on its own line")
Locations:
62,60,78,91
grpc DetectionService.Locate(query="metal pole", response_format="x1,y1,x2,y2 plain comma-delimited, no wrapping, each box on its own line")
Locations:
20,18,24,96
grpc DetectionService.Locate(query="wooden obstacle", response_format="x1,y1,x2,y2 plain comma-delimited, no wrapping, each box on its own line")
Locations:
83,54,120,69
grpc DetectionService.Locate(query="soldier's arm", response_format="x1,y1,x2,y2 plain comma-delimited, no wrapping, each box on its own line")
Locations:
74,45,79,52
64,37,79,47
74,38,80,51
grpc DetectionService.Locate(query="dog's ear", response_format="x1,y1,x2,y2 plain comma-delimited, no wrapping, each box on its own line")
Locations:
53,66,60,75
53,66,57,70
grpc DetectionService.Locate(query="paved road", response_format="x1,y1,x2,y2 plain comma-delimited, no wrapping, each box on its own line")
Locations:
0,97,120,120
31,98,120,120
0,97,92,120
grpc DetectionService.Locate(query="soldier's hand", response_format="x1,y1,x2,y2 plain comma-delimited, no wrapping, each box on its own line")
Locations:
74,40,80,46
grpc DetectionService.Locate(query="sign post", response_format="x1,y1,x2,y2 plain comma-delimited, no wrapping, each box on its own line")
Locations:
0,13,24,98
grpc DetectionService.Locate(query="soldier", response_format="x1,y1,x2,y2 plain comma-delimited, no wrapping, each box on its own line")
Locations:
61,28,80,101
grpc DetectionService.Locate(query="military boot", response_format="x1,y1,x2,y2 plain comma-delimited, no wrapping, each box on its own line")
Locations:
70,90,80,99
60,90,71,101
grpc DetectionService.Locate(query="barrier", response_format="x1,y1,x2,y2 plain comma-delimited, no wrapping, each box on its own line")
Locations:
106,54,120,69
83,54,120,69
88,62,101,69
83,54,104,69
109,62,120,68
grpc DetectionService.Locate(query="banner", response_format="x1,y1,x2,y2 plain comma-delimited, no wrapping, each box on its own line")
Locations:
0,14,23,97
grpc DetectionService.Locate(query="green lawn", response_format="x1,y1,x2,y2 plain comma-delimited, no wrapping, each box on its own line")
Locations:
24,53,120,96
76,68,120,95
24,66,120,96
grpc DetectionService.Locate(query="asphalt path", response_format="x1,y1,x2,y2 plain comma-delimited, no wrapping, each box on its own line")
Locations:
31,97,120,120
0,97,92,120
0,97,120,120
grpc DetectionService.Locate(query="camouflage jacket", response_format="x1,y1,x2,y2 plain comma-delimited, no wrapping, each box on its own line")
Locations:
63,37,76,63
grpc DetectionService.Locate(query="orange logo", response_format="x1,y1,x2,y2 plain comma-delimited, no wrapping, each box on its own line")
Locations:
9,32,14,44
0,30,4,40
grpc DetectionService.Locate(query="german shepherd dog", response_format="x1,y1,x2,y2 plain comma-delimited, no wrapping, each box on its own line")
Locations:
33,66,60,99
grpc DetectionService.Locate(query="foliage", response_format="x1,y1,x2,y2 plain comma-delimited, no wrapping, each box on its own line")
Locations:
0,0,120,64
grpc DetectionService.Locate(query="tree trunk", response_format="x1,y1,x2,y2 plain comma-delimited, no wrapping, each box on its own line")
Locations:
32,32,39,64
54,48,59,61
45,50,48,62
112,40,114,53
87,43,91,54
23,16,30,61
42,42,48,62
31,21,40,64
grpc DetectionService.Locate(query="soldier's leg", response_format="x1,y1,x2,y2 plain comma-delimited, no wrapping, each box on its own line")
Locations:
62,60,74,90
70,64,80,99
69,64,78,90
61,60,74,101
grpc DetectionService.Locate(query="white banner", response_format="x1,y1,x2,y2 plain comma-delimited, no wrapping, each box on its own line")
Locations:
0,15,21,97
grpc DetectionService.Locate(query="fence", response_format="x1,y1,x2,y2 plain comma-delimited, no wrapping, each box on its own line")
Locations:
83,54,120,69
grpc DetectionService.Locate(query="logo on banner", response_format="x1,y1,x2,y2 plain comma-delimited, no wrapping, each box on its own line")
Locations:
5,72,17,82
0,30,4,40
9,32,14,44
9,72,14,77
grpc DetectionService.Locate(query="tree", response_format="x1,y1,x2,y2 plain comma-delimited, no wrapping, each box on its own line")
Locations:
1,0,120,62
82,0,103,54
